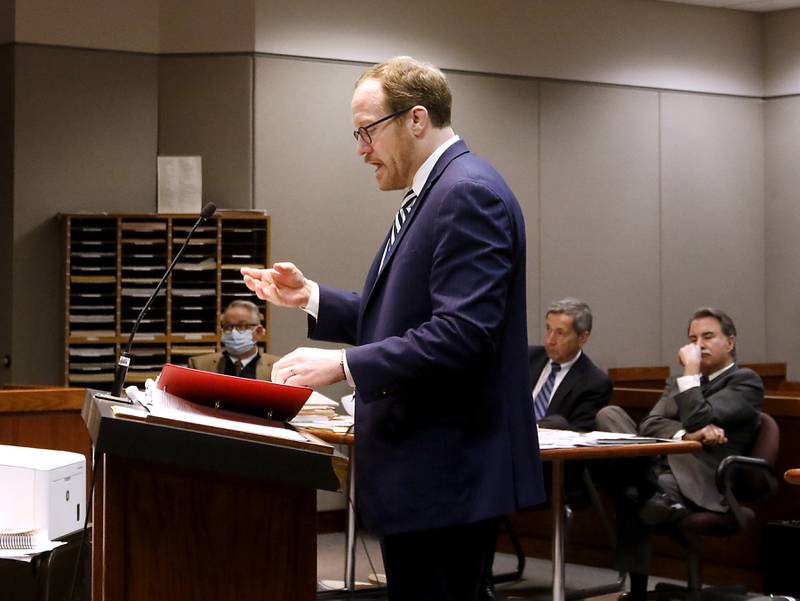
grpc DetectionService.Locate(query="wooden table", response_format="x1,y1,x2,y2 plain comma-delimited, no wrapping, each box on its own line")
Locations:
306,428,700,601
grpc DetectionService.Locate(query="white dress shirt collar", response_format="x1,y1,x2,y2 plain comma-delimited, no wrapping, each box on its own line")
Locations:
708,362,735,382
410,135,460,197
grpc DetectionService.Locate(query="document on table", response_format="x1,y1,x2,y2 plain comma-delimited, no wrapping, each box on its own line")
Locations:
537,428,669,449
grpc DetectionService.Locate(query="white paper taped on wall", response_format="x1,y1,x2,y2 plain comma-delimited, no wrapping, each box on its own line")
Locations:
158,156,202,214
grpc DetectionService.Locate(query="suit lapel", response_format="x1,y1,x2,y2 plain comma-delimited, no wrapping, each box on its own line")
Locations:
529,351,549,386
361,140,470,312
549,355,584,413
705,364,737,393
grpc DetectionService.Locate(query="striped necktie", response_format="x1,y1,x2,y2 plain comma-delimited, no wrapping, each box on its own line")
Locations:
534,362,561,421
379,189,417,271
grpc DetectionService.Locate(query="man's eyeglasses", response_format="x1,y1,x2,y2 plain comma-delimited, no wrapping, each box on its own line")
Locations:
353,106,413,145
221,322,260,333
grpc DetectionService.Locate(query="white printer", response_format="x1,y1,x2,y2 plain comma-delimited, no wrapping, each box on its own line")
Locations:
0,444,86,539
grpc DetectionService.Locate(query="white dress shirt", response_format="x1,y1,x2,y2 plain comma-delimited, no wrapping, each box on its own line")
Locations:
531,350,582,409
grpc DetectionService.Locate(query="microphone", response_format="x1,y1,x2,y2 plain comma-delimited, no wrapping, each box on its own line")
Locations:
102,202,217,402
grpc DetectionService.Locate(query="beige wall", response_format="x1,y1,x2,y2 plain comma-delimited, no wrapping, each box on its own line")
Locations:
14,0,159,53
764,10,800,379
4,0,800,383
764,8,800,96
0,1,13,44
0,45,12,385
765,97,800,378
660,92,766,366
254,0,763,96
539,82,661,366
158,55,254,209
252,58,769,375
11,46,158,384
160,0,254,53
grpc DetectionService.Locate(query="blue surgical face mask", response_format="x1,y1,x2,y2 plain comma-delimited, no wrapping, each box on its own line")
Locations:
221,329,255,356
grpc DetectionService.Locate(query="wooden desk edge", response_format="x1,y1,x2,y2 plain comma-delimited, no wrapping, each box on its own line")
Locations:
0,387,87,413
541,439,701,460
300,428,701,460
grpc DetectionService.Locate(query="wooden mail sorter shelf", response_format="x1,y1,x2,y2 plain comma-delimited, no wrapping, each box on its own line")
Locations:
63,211,270,387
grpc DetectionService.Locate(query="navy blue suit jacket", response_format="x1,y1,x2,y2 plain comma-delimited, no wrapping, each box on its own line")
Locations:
309,140,545,535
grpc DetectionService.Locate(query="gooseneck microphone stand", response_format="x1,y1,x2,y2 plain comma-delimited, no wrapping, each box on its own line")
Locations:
104,202,217,402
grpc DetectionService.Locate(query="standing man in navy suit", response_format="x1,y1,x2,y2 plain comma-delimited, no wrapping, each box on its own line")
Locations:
241,56,544,601
530,298,612,432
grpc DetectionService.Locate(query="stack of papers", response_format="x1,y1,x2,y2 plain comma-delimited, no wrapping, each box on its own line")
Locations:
0,529,65,562
537,428,668,449
290,392,354,434
292,391,339,421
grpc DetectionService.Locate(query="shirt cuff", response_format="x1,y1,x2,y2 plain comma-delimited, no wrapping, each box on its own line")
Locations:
342,349,355,388
676,373,701,392
673,429,686,440
302,280,320,319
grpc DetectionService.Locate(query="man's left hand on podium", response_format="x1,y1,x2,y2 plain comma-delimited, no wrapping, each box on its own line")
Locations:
272,347,345,387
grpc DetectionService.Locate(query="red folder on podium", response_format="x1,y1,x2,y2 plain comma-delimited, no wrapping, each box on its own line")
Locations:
156,363,312,421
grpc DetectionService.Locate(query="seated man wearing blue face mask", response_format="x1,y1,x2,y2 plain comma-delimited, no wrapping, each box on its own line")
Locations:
188,300,281,380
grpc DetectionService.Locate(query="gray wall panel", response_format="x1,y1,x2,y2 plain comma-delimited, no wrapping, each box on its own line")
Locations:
13,46,158,384
660,92,765,369
446,73,539,345
765,97,800,379
539,82,661,369
0,45,13,384
253,57,381,400
158,55,253,210
254,0,763,97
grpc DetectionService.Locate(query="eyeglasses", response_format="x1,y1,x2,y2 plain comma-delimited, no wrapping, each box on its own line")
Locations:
221,322,259,333
353,106,413,145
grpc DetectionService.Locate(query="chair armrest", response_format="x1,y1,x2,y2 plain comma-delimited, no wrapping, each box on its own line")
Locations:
715,455,778,530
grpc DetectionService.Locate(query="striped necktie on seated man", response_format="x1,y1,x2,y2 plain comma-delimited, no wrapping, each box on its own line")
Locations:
379,189,417,272
533,362,561,421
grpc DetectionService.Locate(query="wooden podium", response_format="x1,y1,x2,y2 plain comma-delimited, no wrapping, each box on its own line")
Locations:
82,391,346,601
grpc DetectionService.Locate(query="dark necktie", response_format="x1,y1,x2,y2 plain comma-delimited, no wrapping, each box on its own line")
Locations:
700,374,710,389
234,359,244,376
534,362,561,421
379,189,417,271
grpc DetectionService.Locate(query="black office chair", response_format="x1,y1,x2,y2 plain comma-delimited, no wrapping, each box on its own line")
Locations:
645,412,779,601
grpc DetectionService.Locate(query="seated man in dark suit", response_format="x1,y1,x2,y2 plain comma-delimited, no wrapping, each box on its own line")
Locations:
531,297,612,432
597,307,763,600
188,300,280,380
483,299,611,600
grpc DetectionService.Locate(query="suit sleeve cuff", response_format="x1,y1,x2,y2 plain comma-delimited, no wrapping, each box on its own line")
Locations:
301,280,320,320
676,374,700,392
342,349,355,388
